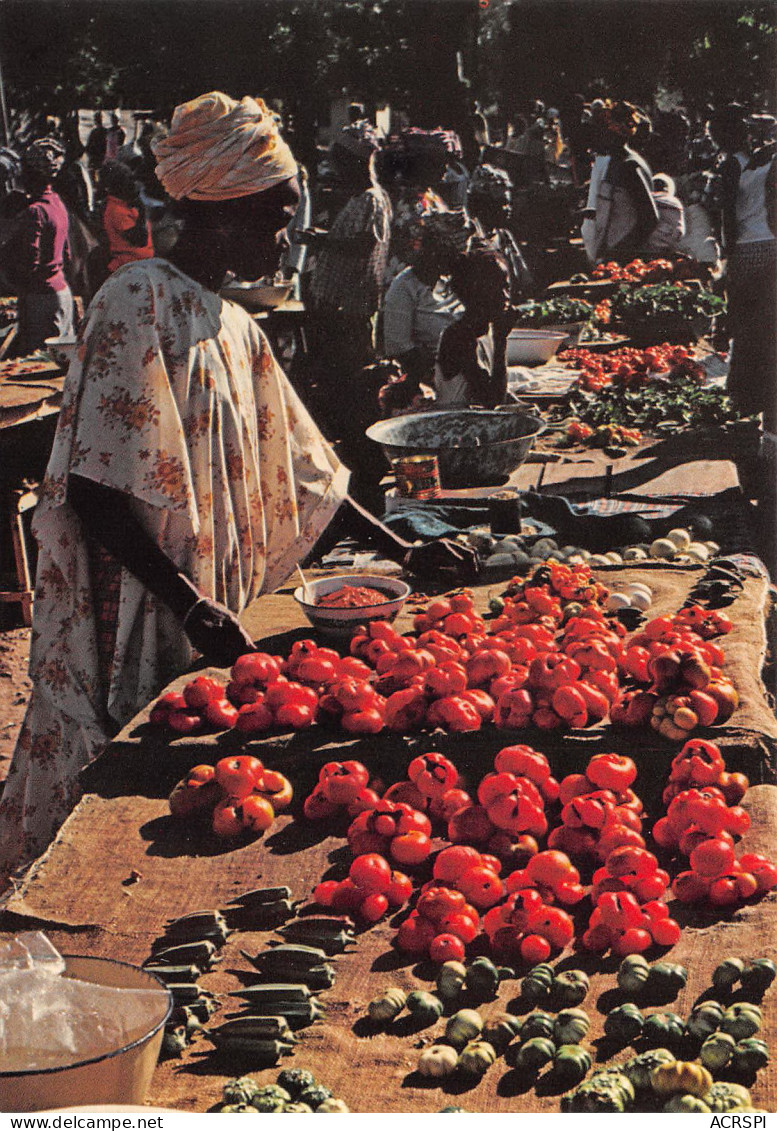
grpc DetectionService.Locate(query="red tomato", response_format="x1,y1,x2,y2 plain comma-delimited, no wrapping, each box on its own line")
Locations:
254,769,293,813
274,702,315,729
395,913,436,955
671,870,710,902
240,794,275,834
433,844,482,882
303,786,342,821
429,932,466,964
384,687,428,732
426,695,482,732
689,836,736,878
214,755,264,798
231,652,282,686
612,927,652,956
168,768,222,819
532,905,575,949
408,753,459,798
347,787,383,817
439,909,479,943
466,649,512,687
183,675,226,710
234,700,274,734
649,916,681,946
447,804,496,844
349,852,392,894
359,892,389,923
330,878,367,913
460,689,496,722
342,708,385,734
313,879,340,907
391,830,432,866
167,710,204,735
429,788,472,822
520,933,551,963
478,771,520,808
494,745,551,784
457,865,504,909
425,661,468,699
526,850,578,888
203,697,239,729
212,798,244,838
385,870,414,907
417,885,467,923
586,753,637,792
738,852,777,893
396,806,432,837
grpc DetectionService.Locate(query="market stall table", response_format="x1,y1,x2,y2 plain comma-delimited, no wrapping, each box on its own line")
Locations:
1,570,775,1113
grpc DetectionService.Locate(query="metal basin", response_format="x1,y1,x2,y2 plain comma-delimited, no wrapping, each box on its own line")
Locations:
366,408,545,488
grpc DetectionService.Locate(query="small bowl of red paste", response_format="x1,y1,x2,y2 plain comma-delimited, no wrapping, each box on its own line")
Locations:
293,574,411,638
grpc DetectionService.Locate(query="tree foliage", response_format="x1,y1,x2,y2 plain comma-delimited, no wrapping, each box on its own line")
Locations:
0,0,773,143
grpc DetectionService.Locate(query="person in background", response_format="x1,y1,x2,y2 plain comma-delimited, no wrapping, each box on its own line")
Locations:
644,172,686,256
306,120,392,373
382,213,468,387
98,158,154,273
0,91,476,880
85,111,107,181
3,137,73,355
583,100,658,264
386,128,458,277
104,112,126,163
467,162,533,301
708,104,775,425
675,170,721,274
434,242,512,409
278,163,311,300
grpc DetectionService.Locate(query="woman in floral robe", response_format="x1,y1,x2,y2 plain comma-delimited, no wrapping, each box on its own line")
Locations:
0,92,476,878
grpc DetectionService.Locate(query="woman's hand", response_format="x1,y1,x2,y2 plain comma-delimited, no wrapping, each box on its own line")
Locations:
404,539,480,583
183,598,257,668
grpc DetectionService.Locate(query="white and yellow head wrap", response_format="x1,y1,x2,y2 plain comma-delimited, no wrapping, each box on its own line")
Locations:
152,91,298,201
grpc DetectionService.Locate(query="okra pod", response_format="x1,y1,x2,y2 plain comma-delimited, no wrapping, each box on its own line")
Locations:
243,943,329,970
209,1036,294,1062
289,913,355,930
142,964,201,984
277,925,355,954
167,982,210,1005
226,885,294,906
231,999,324,1028
225,899,298,929
166,909,228,932
146,940,221,969
210,1015,295,1041
230,983,312,1004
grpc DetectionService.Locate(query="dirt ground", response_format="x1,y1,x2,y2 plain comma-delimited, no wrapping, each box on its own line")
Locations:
0,627,31,791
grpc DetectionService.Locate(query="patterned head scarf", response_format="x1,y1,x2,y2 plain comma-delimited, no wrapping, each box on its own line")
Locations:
332,119,382,160
22,137,66,179
468,163,512,203
152,91,298,201
420,208,477,258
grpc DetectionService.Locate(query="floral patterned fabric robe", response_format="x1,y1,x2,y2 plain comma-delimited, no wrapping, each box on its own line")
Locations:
0,260,348,873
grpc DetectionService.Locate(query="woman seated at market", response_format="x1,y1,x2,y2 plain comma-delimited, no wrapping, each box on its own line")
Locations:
433,242,513,409
0,91,478,879
381,212,469,388
583,100,659,265
466,162,533,302
385,128,460,278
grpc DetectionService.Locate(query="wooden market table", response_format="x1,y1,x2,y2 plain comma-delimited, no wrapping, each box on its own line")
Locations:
1,569,776,1113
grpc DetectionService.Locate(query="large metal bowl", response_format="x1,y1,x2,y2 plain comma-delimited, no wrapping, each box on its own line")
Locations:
0,955,171,1112
366,408,546,488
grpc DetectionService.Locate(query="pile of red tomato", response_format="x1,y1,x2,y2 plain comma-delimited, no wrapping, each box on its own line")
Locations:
559,342,706,394
650,737,777,907
149,564,736,743
591,257,677,283
167,754,292,839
